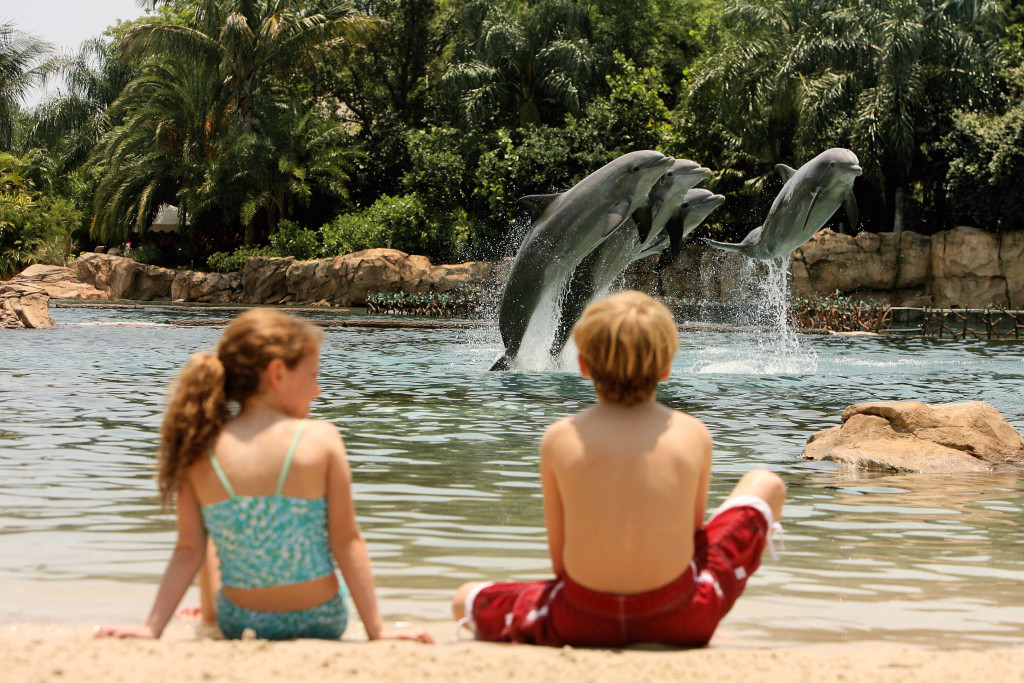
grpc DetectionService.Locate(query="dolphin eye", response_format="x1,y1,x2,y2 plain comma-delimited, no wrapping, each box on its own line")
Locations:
829,161,835,167
632,164,641,172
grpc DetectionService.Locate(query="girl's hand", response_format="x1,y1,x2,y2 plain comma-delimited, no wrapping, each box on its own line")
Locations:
94,624,158,639
374,627,435,644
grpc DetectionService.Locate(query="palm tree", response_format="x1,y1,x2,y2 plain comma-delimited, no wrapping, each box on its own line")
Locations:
0,22,54,151
442,0,596,128
90,59,224,243
30,38,138,173
686,0,1008,233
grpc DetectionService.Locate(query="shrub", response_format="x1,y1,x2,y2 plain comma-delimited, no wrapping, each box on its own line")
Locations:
269,219,321,260
206,245,273,272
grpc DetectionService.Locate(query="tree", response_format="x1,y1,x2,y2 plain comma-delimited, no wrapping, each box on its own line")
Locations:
0,22,53,152
442,0,596,129
30,38,138,174
685,0,1009,234
101,0,373,246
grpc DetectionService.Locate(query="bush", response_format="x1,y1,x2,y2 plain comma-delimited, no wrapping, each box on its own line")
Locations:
269,219,321,261
206,245,273,272
0,153,83,278
322,193,466,262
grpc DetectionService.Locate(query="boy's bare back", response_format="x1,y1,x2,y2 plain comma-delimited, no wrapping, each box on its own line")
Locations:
541,399,711,594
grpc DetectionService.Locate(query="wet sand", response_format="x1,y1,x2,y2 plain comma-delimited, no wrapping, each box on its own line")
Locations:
3,621,1023,683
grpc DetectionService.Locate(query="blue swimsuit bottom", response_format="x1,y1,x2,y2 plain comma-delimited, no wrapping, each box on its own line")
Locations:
216,589,349,640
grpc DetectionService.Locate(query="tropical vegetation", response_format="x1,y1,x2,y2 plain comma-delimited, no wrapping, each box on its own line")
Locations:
0,0,1021,272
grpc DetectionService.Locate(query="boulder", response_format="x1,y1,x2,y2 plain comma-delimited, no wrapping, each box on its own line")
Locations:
72,253,175,300
0,282,56,328
999,231,1024,309
427,261,495,293
930,226,1007,307
9,264,105,300
171,270,240,303
802,401,1024,473
241,256,294,304
335,248,409,306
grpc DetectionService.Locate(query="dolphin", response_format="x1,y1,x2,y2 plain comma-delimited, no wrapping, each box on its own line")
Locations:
548,169,721,358
490,150,675,371
704,148,862,260
656,188,727,269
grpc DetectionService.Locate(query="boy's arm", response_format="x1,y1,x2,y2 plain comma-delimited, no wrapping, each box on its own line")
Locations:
540,424,565,577
96,479,207,638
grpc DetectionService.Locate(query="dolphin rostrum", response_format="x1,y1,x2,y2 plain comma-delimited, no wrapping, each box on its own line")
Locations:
704,148,862,260
490,150,675,371
547,162,714,357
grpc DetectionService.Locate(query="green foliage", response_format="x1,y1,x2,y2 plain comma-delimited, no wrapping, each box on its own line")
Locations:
206,245,272,273
268,219,321,261
945,82,1024,232
322,193,466,261
366,286,485,316
0,153,82,278
126,242,162,265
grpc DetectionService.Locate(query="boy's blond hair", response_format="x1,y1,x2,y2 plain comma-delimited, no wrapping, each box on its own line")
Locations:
572,290,678,406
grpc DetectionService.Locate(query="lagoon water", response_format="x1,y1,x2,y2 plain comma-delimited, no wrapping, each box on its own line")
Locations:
2,306,1023,647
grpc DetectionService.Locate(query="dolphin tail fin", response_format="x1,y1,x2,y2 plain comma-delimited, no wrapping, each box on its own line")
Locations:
702,238,748,255
842,190,859,233
489,353,512,371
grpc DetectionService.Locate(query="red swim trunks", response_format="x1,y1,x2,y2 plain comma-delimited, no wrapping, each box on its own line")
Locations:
464,496,773,648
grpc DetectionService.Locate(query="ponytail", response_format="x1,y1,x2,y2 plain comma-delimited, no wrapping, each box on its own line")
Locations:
157,352,228,507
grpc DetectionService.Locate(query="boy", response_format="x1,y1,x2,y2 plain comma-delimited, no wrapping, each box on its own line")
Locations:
453,290,785,647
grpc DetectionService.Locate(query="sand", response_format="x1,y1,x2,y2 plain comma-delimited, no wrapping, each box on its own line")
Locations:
3,622,1023,683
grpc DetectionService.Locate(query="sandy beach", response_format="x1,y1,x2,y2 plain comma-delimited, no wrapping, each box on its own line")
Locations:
3,621,1022,683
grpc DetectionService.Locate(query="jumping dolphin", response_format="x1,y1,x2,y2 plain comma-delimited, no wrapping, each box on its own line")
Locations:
548,168,724,360
704,148,862,260
490,150,675,371
656,188,727,269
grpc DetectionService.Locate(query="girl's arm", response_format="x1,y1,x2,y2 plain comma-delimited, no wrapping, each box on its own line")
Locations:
96,479,207,638
323,424,431,643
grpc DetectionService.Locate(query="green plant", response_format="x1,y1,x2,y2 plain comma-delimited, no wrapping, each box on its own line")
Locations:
269,219,321,260
206,245,273,272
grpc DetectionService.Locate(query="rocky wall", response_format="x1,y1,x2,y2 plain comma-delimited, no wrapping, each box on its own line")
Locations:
633,225,1024,309
10,226,1023,314
66,248,496,307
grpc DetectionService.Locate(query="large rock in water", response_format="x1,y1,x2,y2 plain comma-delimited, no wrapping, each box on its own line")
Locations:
0,282,56,328
802,401,1024,473
9,264,105,300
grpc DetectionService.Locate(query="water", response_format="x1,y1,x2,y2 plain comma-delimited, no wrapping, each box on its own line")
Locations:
2,305,1023,647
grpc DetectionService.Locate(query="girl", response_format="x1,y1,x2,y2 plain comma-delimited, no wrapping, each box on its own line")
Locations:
97,309,431,642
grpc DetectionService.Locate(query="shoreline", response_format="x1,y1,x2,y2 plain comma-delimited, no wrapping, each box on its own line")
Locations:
4,622,1023,683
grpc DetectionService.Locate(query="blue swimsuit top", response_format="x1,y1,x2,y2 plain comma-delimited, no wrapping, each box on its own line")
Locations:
200,420,336,589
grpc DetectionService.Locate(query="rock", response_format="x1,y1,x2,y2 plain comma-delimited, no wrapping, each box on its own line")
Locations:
999,231,1024,309
9,264,105,300
930,226,1007,307
171,270,240,303
426,261,494,293
0,282,56,328
72,253,175,300
802,400,1024,473
335,248,410,306
241,256,294,304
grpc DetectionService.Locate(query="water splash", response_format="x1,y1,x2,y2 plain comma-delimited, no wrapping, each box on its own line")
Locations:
689,253,818,375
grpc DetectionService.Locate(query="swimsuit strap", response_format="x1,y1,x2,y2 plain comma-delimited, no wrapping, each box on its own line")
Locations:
275,419,307,496
208,450,238,499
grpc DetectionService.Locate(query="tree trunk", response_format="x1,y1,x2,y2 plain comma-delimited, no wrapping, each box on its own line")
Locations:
893,186,905,234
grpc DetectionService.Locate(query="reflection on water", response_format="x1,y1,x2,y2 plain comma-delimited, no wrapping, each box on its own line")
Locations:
1,306,1023,646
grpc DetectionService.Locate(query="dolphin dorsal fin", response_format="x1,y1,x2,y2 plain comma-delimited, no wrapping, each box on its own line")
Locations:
515,193,561,221
775,164,797,182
